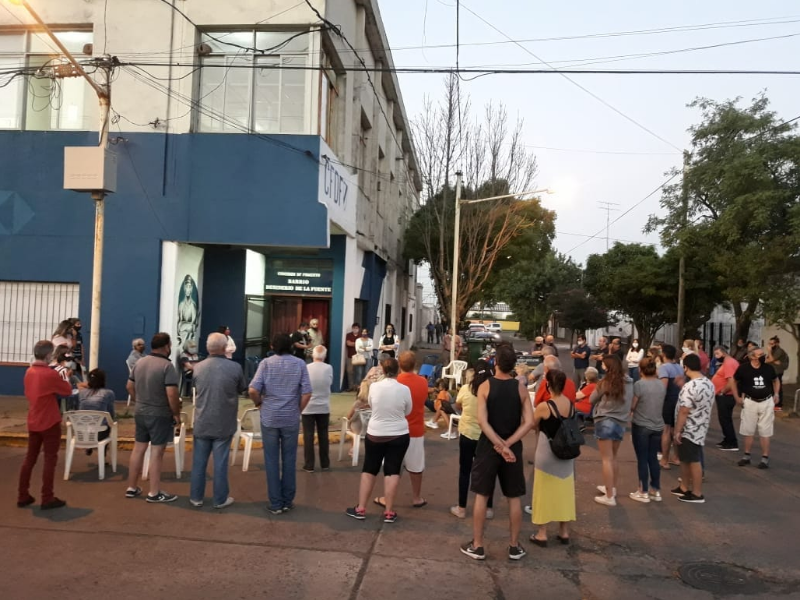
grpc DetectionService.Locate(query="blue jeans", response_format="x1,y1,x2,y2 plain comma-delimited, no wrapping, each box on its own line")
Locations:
628,367,640,382
261,423,300,510
190,435,232,506
353,363,367,388
631,424,661,493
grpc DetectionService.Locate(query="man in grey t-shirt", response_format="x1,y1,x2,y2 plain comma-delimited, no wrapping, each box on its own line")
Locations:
189,332,248,509
126,332,181,504
301,346,333,472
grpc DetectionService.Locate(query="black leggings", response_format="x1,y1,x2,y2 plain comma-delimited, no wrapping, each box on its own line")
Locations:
458,435,494,509
363,434,410,476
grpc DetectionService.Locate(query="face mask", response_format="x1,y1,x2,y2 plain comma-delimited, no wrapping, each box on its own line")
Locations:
682,347,692,354
632,343,639,349
758,356,766,365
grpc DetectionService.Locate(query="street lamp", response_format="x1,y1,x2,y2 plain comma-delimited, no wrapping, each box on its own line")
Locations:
449,171,552,367
7,0,112,371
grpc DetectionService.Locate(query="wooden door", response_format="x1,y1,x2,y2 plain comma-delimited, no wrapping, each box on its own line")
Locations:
271,297,302,337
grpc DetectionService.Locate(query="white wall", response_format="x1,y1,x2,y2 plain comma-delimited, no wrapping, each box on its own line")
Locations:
762,324,798,385
159,241,204,354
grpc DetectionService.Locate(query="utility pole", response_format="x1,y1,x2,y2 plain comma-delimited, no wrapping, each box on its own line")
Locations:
12,0,113,370
598,202,620,250
449,172,463,368
676,151,691,343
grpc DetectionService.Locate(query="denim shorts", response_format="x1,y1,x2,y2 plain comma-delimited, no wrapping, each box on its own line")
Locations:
594,418,625,441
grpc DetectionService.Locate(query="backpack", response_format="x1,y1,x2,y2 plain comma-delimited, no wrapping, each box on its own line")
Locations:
546,400,585,460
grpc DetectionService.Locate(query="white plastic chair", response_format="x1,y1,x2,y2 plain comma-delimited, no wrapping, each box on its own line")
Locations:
230,408,261,472
143,412,187,480
63,410,118,480
338,410,372,467
441,414,461,440
442,360,468,387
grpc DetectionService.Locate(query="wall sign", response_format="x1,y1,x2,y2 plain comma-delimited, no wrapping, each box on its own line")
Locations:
318,139,357,238
265,258,334,296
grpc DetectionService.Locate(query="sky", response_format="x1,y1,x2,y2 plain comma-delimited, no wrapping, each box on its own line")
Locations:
376,0,800,302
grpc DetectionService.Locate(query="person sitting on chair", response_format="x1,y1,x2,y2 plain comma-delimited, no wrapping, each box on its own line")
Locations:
426,379,456,430
78,369,116,457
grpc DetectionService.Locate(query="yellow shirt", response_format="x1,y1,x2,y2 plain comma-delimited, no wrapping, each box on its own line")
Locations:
456,384,481,440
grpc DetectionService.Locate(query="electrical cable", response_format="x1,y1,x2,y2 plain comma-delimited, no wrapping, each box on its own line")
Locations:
459,1,682,152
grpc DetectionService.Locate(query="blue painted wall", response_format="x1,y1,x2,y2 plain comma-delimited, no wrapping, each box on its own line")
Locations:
0,131,334,398
199,247,246,364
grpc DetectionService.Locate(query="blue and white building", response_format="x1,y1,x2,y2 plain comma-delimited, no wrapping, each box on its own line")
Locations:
0,0,422,395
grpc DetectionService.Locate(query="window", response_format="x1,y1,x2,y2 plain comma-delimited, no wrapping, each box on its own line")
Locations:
197,31,310,134
0,31,94,131
0,282,80,363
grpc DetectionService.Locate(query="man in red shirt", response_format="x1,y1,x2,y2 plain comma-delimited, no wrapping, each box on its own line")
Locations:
17,340,72,509
376,351,430,508
712,344,740,451
534,356,576,406
344,323,360,391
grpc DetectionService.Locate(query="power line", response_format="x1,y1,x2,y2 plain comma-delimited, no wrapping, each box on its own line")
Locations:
459,1,682,152
556,230,658,246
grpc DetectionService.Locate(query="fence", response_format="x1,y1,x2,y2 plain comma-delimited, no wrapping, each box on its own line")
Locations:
0,281,80,363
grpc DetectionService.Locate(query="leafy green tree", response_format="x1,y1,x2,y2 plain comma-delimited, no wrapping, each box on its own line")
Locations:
550,288,611,337
495,252,581,338
647,95,800,340
584,243,672,349
661,247,726,337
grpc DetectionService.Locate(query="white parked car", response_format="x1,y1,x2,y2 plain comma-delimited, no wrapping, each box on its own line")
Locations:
487,323,503,333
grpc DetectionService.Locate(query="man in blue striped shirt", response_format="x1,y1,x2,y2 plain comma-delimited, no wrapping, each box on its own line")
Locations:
249,333,312,514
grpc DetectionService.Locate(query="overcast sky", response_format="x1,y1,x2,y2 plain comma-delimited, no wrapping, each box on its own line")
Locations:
378,0,800,292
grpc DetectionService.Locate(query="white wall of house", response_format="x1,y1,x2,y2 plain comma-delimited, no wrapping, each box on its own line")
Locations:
762,324,798,385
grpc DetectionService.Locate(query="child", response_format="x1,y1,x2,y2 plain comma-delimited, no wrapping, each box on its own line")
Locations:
426,379,456,429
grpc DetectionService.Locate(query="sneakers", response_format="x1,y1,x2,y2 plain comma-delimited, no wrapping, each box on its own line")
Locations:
508,544,527,560
125,486,142,499
594,495,617,507
383,511,398,523
738,456,751,467
460,541,486,561
268,506,284,515
596,485,617,497
146,491,178,504
17,496,35,508
450,505,467,519
214,497,235,509
718,444,739,452
670,486,688,497
629,491,650,503
650,490,663,502
774,405,783,412
679,492,706,504
189,498,204,507
486,508,494,520
757,461,770,470
302,467,315,473
425,420,440,430
41,498,66,510
523,505,532,515
440,432,458,439
345,506,365,520
282,503,295,513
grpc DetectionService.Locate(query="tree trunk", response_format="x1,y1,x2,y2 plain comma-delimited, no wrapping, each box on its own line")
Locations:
733,298,759,341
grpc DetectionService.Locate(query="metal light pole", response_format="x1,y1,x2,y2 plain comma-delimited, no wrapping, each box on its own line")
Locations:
10,0,111,370
448,178,552,367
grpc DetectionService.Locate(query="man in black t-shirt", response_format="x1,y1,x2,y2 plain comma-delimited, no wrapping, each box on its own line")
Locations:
291,323,311,361
590,336,608,375
731,347,780,469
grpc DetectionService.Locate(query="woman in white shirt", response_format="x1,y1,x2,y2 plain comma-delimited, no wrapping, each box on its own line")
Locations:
217,326,237,359
345,358,411,524
353,329,374,388
626,339,644,382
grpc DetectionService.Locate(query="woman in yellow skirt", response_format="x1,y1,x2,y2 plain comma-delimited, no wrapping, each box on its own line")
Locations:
530,369,576,546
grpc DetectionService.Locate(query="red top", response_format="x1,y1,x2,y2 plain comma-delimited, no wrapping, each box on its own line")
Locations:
398,372,429,438
345,332,359,358
575,382,597,415
24,363,72,432
535,377,577,407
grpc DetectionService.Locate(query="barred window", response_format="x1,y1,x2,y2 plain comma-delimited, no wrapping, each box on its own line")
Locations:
0,282,80,363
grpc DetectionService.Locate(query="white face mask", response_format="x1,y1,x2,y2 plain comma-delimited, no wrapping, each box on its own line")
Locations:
682,347,692,354
632,343,639,349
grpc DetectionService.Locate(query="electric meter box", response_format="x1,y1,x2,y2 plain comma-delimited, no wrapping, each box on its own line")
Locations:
64,146,117,193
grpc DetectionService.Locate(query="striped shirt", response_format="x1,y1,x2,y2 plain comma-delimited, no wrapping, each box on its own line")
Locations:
250,354,313,428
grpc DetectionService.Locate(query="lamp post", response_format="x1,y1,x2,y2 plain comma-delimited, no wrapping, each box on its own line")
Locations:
9,0,111,371
448,171,552,367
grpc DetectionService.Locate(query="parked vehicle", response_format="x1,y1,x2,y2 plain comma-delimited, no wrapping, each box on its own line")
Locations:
486,322,503,333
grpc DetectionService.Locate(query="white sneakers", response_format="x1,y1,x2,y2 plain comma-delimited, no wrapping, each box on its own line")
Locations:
629,491,651,503
596,485,617,497
425,420,440,429
594,495,617,507
214,497,235,510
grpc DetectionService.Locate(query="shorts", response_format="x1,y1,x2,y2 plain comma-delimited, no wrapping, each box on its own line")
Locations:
677,438,702,463
662,396,678,427
470,439,525,498
740,397,775,437
134,414,174,446
363,434,410,477
403,436,425,473
594,418,625,441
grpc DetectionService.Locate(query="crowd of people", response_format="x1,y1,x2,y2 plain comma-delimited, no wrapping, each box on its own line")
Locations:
14,320,789,561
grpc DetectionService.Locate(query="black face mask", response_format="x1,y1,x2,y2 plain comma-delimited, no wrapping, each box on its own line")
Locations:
758,356,766,365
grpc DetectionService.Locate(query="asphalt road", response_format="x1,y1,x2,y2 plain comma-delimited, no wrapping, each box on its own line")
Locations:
2,343,800,599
